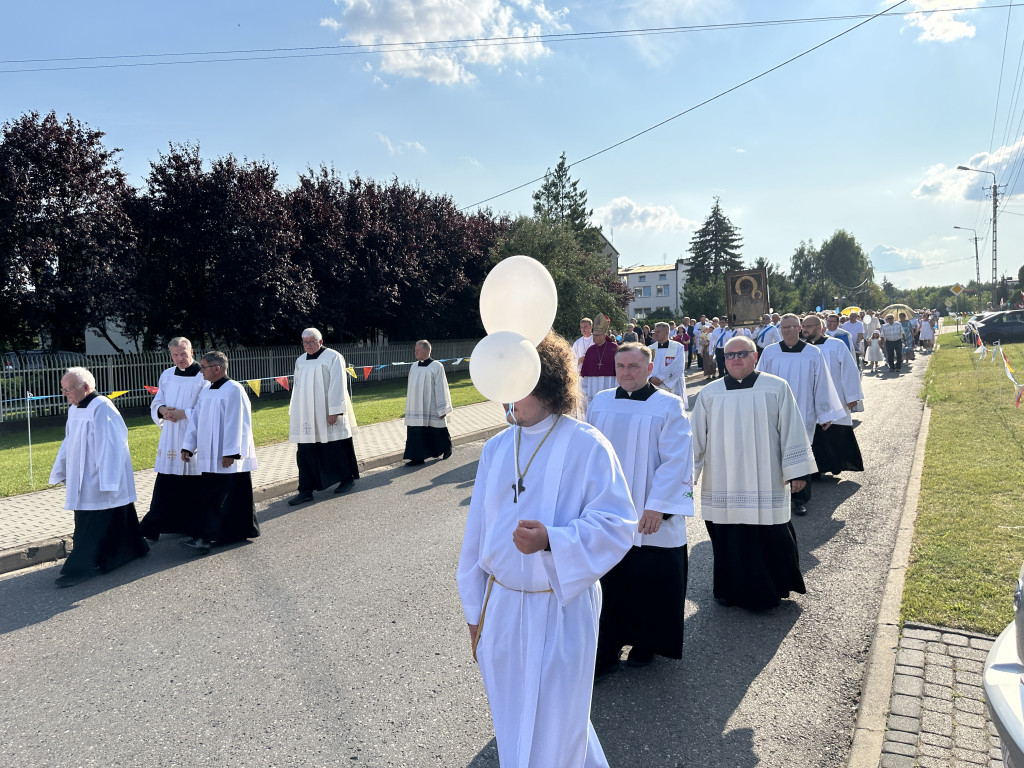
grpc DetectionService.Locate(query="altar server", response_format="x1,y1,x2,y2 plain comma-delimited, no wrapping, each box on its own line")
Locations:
457,331,636,768
287,328,359,506
755,314,845,516
648,321,688,403
403,339,453,466
180,351,259,553
571,317,595,372
579,314,618,406
139,336,208,541
50,367,149,587
802,316,865,475
587,343,693,675
691,337,814,610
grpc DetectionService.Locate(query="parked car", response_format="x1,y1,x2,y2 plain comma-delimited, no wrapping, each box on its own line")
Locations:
961,311,1024,345
983,561,1024,767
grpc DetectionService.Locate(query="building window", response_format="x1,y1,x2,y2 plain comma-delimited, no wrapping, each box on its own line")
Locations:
634,308,647,319
638,275,646,282
643,286,652,297
634,287,643,299
656,285,668,297
659,273,667,280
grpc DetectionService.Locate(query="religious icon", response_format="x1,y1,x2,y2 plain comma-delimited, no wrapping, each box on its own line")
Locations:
724,268,769,328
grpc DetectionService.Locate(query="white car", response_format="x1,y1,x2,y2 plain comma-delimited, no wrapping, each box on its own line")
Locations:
984,561,1024,767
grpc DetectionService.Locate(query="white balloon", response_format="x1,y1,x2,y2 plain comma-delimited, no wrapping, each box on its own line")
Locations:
480,255,558,346
469,332,541,404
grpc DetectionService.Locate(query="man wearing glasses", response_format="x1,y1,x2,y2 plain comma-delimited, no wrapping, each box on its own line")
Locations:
286,328,358,506
691,337,814,610
755,314,845,516
49,367,149,587
180,351,260,554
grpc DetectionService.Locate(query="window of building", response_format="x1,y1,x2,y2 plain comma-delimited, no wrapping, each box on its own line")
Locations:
634,287,643,299
638,275,646,282
656,285,668,297
659,273,667,280
643,286,652,297
634,308,647,319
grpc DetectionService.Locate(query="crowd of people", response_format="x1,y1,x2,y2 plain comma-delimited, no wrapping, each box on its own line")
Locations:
47,331,454,587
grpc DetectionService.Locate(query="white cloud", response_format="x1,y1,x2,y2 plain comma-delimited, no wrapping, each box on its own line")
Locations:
593,196,699,232
903,0,981,43
871,243,928,273
377,133,426,155
914,136,1024,202
615,0,722,67
320,0,569,85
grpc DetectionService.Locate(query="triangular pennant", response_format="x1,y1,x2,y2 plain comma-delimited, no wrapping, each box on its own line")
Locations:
391,361,411,366
346,366,356,378
247,379,262,397
108,390,129,400
452,357,464,365
376,365,388,370
362,366,374,380
275,376,290,391
143,385,159,394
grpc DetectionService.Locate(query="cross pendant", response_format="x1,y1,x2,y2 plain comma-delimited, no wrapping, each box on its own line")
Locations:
597,361,602,368
512,478,525,503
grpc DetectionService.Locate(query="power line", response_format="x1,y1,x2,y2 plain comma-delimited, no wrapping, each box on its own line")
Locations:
0,4,1003,74
462,0,911,211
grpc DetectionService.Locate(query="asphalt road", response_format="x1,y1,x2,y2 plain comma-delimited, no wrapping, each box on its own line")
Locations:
0,358,926,768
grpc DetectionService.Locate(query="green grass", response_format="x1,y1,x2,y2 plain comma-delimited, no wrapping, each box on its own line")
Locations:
901,330,1024,635
0,372,486,499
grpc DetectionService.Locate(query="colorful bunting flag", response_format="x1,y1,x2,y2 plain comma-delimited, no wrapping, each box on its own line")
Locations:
362,366,374,380
108,391,129,400
275,376,290,391
453,357,464,365
143,385,159,394
247,379,262,397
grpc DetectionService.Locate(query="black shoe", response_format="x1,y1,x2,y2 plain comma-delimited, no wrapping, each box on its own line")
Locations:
334,479,356,494
714,596,735,607
406,459,425,467
181,538,211,554
144,535,159,544
792,503,808,516
287,493,314,506
55,573,92,588
626,648,655,667
442,448,453,460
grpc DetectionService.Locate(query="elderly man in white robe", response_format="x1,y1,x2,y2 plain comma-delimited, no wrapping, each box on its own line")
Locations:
49,367,149,587
648,321,688,404
579,314,618,407
803,315,865,476
755,313,845,516
457,331,636,768
180,351,260,554
140,336,208,541
287,328,359,506
587,343,693,676
403,339,454,466
691,337,815,610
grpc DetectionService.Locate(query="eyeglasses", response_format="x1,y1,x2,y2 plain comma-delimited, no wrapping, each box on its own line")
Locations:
60,384,82,393
199,364,220,370
724,350,752,360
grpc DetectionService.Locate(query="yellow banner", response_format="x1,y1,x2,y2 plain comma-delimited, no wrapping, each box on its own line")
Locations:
108,391,129,400
346,366,356,378
247,379,261,397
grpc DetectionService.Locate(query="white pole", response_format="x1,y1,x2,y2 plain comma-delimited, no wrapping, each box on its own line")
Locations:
26,391,34,489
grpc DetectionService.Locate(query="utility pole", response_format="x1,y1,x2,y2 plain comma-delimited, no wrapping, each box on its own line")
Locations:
991,180,998,285
953,225,981,285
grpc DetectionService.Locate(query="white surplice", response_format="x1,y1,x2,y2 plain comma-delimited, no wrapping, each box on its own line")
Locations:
810,336,864,425
572,335,595,372
691,374,816,525
50,395,136,511
404,359,453,427
580,375,616,406
288,348,356,443
648,340,688,402
755,342,846,440
587,387,694,547
151,365,208,475
182,380,258,474
457,415,636,768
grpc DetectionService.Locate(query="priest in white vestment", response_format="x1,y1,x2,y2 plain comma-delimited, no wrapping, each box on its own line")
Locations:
587,343,693,675
691,337,815,610
579,314,617,407
180,351,260,554
49,367,149,588
571,317,595,373
403,339,453,465
287,328,359,506
140,336,208,541
803,317,865,475
648,321,688,404
457,332,636,768
755,314,845,516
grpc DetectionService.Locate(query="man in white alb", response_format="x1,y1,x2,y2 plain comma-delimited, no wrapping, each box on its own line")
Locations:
403,339,453,466
287,328,359,506
648,321,687,403
588,343,693,675
571,317,595,372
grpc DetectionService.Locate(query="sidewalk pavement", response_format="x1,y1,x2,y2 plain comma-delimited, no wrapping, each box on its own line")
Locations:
0,399,510,576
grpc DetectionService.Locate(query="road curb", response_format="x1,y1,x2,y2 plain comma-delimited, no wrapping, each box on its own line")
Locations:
846,399,932,768
0,423,507,578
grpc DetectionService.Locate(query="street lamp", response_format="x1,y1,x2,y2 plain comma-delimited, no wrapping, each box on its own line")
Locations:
952,225,981,286
957,165,997,286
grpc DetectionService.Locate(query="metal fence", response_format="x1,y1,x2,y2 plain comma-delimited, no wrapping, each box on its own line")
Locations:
0,339,479,422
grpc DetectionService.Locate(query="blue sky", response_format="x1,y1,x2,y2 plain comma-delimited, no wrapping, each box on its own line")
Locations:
2,1,1022,290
